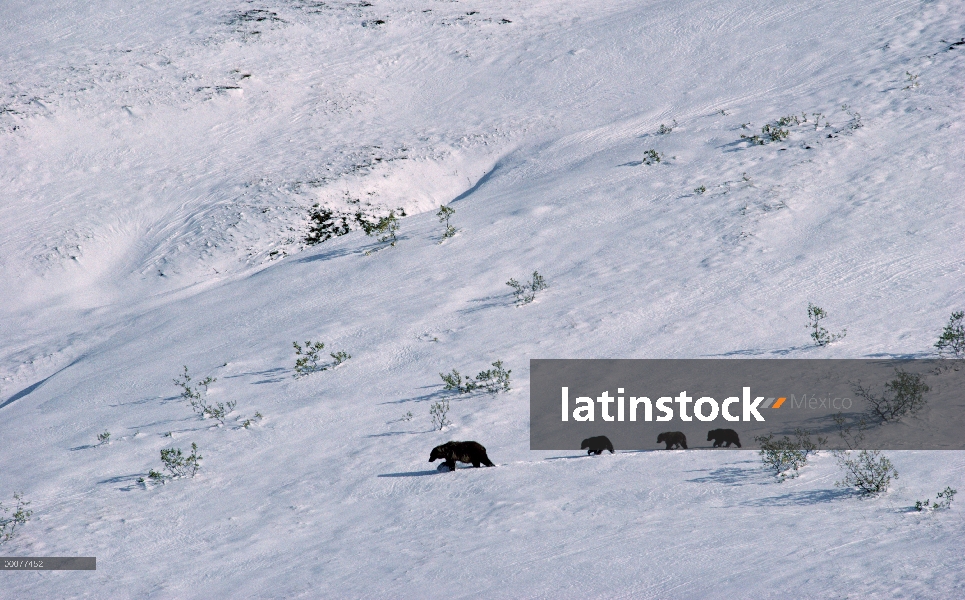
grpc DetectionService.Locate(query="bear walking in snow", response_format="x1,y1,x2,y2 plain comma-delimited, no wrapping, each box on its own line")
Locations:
580,435,615,455
429,441,495,471
657,431,688,450
707,429,741,448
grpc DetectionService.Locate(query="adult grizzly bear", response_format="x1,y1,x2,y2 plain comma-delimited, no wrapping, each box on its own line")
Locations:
657,431,688,450
707,429,742,448
580,435,615,455
429,441,495,472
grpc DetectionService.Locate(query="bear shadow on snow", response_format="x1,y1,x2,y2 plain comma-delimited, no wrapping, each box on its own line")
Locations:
707,428,742,448
580,435,614,455
429,441,495,472
657,431,687,449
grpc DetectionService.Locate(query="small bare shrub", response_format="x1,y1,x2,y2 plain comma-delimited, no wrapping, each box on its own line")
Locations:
852,368,929,423
807,303,846,346
830,413,897,497
174,366,233,424
841,104,862,130
903,71,920,90
305,205,351,245
146,443,203,483
440,361,512,395
430,399,450,430
507,271,548,306
916,487,957,511
935,311,965,359
755,429,824,481
0,492,32,544
330,351,351,367
294,341,351,377
356,210,399,246
241,412,264,429
641,149,662,164
835,450,897,496
437,205,456,241
294,341,325,376
761,123,789,141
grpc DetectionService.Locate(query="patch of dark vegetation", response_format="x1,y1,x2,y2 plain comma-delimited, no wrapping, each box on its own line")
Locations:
305,205,351,245
194,85,243,97
225,7,288,38
234,8,282,23
738,107,860,149
303,203,407,246
228,8,285,24
289,0,328,11
294,146,410,191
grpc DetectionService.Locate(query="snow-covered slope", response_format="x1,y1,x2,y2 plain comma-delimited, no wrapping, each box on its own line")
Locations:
2,0,964,597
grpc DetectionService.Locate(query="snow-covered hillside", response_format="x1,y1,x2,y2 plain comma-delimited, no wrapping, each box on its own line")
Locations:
2,0,964,597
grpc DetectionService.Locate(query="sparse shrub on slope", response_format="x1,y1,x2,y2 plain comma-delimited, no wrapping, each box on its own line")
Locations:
841,104,862,130
174,366,259,426
294,341,325,376
241,412,264,429
430,399,450,430
293,341,351,377
437,205,456,241
304,204,407,249
305,205,351,245
915,487,957,512
830,414,897,497
141,443,203,485
174,366,234,424
835,450,897,497
0,492,32,545
641,149,662,164
330,351,351,367
806,302,846,347
440,360,511,395
852,368,930,423
356,209,400,248
755,428,824,481
934,311,965,359
740,111,837,145
473,360,512,394
903,71,920,90
507,271,548,306
160,443,202,478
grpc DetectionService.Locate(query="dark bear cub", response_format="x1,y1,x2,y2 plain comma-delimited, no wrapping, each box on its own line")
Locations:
657,431,688,450
707,428,741,448
580,435,615,455
429,441,495,472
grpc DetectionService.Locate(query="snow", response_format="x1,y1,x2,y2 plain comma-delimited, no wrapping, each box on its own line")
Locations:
2,0,964,596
